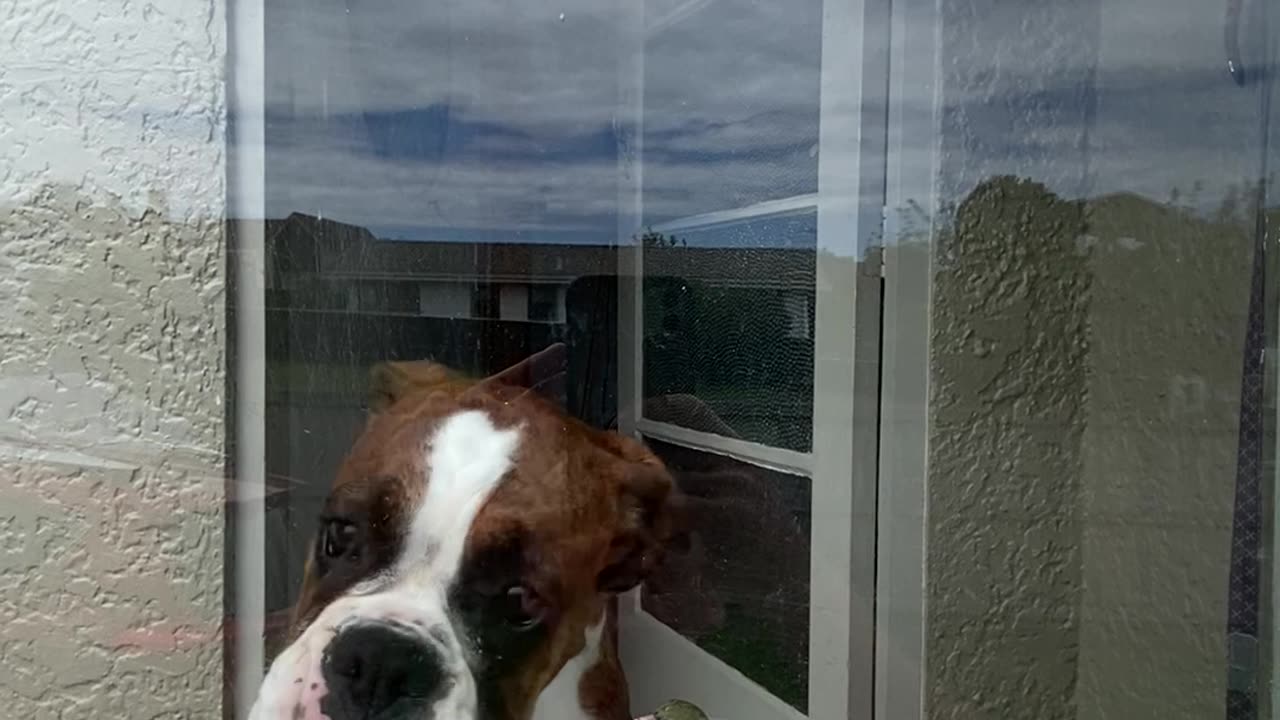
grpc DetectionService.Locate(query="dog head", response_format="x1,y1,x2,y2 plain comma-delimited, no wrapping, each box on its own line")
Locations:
251,350,677,720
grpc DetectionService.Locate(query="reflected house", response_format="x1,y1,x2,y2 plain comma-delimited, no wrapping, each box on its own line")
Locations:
262,211,817,457
261,211,817,439
264,213,609,324
265,212,814,334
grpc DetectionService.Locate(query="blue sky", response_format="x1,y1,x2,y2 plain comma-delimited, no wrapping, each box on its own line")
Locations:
257,0,1276,248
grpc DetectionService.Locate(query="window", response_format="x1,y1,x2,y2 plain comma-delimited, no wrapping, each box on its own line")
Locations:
471,283,501,320
4,0,1277,719
252,0,861,715
528,284,560,323
235,0,1280,717
640,208,819,453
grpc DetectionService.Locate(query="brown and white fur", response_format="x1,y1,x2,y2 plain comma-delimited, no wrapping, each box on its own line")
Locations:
250,353,679,720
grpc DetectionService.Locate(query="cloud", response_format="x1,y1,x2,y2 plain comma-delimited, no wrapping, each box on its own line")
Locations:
262,114,821,235
247,0,1276,242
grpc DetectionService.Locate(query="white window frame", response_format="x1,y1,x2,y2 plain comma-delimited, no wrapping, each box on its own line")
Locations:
229,0,267,714
614,0,889,718
638,194,818,478
873,0,941,716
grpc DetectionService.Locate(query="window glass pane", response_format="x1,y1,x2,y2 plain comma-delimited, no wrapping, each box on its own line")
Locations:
642,211,817,452
256,0,828,711
890,2,1280,719
642,439,812,712
642,0,824,223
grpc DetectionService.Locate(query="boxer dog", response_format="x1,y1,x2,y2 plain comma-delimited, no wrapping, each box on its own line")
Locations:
250,350,679,720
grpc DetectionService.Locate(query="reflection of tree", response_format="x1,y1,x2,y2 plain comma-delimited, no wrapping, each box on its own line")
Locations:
637,228,687,248
890,176,1271,246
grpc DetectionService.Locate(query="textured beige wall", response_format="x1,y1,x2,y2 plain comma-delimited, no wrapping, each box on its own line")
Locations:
920,0,1265,713
0,0,227,715
925,178,1252,720
926,176,1092,720
1074,196,1249,720
0,187,226,718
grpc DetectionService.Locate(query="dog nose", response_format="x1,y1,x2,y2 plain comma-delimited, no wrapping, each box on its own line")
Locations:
321,622,448,717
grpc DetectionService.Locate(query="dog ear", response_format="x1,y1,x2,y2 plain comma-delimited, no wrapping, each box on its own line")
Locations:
369,344,568,414
477,343,567,399
367,360,465,414
596,434,681,593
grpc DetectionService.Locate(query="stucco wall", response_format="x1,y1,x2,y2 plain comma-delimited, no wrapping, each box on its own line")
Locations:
925,184,1251,720
923,0,1263,716
926,177,1092,720
925,4,1099,716
0,0,227,715
1074,198,1248,720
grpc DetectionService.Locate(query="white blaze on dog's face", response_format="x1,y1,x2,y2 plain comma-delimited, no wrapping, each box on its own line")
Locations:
251,362,677,720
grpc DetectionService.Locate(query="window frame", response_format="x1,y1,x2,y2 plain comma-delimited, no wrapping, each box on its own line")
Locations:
226,0,934,716
871,0,941,717
228,0,268,712
613,0,889,717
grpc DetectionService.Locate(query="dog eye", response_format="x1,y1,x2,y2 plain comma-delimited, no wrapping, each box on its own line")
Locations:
500,586,544,630
319,519,359,560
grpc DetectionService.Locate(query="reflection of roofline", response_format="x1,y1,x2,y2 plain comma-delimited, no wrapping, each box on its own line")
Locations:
649,193,817,234
319,272,578,284
268,212,817,286
314,270,814,290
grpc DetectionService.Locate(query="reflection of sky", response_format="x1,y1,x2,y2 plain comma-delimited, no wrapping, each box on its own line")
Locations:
260,0,1277,246
663,211,818,251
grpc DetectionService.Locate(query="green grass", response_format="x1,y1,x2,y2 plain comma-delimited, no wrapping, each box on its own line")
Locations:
696,607,808,712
